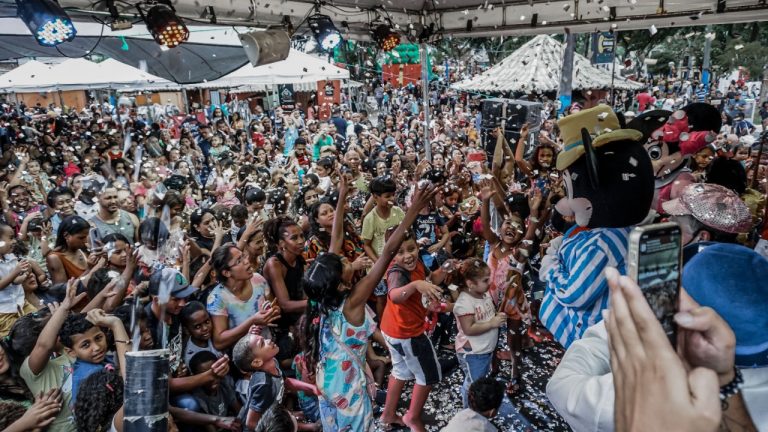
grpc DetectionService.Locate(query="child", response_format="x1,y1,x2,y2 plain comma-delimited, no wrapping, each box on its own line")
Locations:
362,176,405,318
302,178,437,432
180,301,222,366
452,259,507,408
442,377,505,432
232,325,319,432
113,304,154,350
379,227,452,432
291,315,320,424
188,351,241,419
0,223,36,336
20,280,129,432
74,368,124,432
479,181,543,393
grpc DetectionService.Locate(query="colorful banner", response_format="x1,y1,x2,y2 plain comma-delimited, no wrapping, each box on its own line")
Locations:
316,80,340,120
591,32,615,65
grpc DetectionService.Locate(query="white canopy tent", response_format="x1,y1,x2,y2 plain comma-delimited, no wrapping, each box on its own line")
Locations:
453,34,645,93
187,49,349,91
0,60,53,92
0,57,179,92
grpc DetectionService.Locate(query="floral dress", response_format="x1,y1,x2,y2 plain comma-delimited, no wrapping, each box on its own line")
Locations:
487,245,532,323
316,303,376,431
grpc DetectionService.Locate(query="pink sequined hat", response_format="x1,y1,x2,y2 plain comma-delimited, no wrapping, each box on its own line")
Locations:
662,183,752,233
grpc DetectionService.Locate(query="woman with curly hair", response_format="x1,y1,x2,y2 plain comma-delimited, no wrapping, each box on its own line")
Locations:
302,178,435,431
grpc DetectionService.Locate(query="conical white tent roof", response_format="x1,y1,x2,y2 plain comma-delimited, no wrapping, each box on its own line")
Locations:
453,34,644,93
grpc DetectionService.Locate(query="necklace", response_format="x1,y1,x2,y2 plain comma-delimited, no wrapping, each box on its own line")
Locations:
101,211,121,225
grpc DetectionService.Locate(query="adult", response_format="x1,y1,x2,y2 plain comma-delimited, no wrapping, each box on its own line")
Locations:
46,215,97,285
262,216,307,366
207,243,280,350
90,186,139,244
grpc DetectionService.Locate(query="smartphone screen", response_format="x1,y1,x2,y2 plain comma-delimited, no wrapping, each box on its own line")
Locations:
629,223,682,347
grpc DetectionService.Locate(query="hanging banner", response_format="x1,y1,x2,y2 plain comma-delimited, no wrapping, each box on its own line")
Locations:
278,84,296,111
316,80,340,121
591,32,615,66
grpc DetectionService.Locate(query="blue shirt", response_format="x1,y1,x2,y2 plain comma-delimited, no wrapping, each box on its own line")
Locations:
539,226,630,348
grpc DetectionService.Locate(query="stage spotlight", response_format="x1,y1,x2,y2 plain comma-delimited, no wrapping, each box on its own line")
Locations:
308,14,342,50
144,2,189,48
373,24,400,51
16,0,77,46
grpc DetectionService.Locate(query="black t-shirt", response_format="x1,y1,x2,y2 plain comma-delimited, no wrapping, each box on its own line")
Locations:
413,212,445,247
144,302,183,372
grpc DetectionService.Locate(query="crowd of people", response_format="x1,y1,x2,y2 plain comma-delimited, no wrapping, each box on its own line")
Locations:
0,74,766,432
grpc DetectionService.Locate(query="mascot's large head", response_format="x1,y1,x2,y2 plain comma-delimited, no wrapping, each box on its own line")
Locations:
554,105,659,228
645,102,722,188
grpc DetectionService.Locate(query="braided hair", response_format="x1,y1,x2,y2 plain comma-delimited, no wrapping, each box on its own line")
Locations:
74,369,124,432
302,253,345,371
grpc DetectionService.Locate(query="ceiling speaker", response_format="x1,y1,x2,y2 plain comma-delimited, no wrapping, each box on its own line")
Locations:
239,29,291,67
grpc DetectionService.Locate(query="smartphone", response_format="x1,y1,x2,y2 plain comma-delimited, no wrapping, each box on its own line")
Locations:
627,222,682,348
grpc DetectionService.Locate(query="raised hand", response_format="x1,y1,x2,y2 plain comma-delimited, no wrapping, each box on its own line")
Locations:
62,278,87,310
410,182,438,212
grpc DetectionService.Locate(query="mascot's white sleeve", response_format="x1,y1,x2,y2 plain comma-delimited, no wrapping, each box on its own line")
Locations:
546,321,615,432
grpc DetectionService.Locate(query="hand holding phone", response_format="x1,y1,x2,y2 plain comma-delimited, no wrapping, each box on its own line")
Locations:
627,222,682,348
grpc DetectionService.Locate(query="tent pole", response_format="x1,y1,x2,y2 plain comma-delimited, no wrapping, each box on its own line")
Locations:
558,30,575,115
610,31,619,108
421,40,431,162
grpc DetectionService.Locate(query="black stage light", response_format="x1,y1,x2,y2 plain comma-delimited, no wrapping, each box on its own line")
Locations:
16,0,77,46
308,14,342,50
145,3,189,48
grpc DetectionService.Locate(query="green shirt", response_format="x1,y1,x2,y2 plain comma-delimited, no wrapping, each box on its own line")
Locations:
21,355,76,432
361,206,405,257
313,135,334,160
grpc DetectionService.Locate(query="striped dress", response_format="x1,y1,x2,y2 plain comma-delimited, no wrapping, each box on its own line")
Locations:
539,226,631,349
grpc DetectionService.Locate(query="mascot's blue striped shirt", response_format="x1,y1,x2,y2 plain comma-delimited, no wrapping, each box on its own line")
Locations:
539,226,631,348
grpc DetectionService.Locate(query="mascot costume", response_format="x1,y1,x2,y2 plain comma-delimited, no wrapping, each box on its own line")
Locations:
644,102,721,214
538,105,661,348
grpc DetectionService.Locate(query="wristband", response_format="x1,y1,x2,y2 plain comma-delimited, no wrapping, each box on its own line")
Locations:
440,302,447,313
720,367,743,410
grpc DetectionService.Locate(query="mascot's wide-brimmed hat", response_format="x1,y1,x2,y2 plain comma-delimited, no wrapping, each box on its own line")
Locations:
556,105,644,171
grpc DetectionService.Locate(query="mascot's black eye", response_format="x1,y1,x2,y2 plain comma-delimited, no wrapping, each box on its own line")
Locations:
647,145,662,160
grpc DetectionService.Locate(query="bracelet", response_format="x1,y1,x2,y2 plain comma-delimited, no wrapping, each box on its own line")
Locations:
719,367,743,410
114,340,133,344
529,216,540,223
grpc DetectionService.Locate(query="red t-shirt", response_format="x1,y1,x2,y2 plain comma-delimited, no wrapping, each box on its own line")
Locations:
380,260,429,339
636,92,655,112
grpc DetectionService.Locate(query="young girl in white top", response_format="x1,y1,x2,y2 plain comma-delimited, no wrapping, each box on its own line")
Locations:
452,258,507,408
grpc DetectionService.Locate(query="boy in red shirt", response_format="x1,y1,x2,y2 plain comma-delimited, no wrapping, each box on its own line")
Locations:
378,228,451,432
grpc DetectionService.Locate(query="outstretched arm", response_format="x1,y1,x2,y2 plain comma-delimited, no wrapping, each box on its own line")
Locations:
28,279,86,375
345,184,438,317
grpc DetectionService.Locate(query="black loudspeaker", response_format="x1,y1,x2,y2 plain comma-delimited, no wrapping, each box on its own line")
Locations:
481,98,542,159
